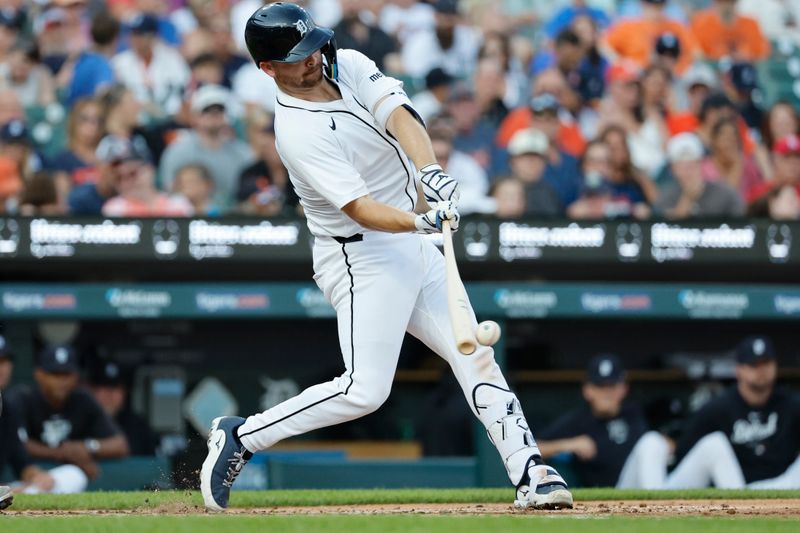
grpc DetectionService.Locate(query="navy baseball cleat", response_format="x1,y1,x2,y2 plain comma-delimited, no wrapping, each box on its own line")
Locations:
514,459,573,510
0,485,13,510
200,416,252,511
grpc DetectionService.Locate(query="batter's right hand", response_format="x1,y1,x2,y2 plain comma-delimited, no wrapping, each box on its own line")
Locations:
414,201,460,234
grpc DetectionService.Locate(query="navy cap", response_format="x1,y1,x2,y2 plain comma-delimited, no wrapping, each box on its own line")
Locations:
730,62,758,92
735,336,776,365
0,9,24,30
38,345,79,373
655,33,681,58
425,67,454,90
88,360,127,387
0,120,29,144
530,93,560,113
586,354,626,385
95,135,147,164
434,0,459,15
0,334,14,361
128,13,159,35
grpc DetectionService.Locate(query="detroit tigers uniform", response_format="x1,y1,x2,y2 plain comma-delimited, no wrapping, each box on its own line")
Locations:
234,49,541,488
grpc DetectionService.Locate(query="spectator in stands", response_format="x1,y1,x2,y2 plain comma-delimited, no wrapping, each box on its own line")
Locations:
655,132,745,218
379,0,435,45
702,117,764,201
401,0,481,79
599,125,659,209
34,6,72,76
0,10,24,67
50,98,104,207
477,32,526,112
722,62,763,131
63,10,119,107
570,14,608,107
445,84,502,176
428,114,493,215
601,0,697,74
112,13,190,118
490,177,525,219
236,112,295,216
568,139,650,220
537,354,650,488
86,360,158,457
598,62,667,178
9,345,129,484
738,0,800,48
203,15,249,89
669,336,800,489
472,58,509,129
497,71,587,160
67,134,129,215
668,62,717,134
0,119,45,188
691,0,770,62
188,52,225,89
334,0,397,72
0,89,23,126
652,32,681,75
99,85,155,164
758,102,800,180
0,154,23,214
506,128,563,217
101,137,192,217
160,84,253,210
695,92,755,157
172,163,219,217
751,135,800,203
410,67,454,124
0,42,57,109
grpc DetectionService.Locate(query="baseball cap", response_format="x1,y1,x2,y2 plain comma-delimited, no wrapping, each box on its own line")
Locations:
0,335,14,361
530,93,560,114
606,61,641,85
38,345,79,373
683,63,718,90
667,132,704,162
425,67,454,90
87,360,127,387
0,9,24,30
730,62,758,92
191,84,230,113
508,128,549,157
735,336,776,365
773,134,800,156
655,33,681,58
586,354,626,385
95,135,147,164
128,13,159,35
0,120,29,144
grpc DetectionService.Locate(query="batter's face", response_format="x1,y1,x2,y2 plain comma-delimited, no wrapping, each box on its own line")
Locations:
260,51,324,92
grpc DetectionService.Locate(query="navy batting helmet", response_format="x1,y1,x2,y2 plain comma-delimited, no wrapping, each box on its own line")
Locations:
245,2,338,79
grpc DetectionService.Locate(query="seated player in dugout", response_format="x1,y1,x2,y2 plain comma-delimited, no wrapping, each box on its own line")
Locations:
536,354,652,487
6,345,129,488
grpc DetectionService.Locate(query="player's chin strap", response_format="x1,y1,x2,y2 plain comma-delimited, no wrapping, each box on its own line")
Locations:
474,384,542,486
322,38,338,81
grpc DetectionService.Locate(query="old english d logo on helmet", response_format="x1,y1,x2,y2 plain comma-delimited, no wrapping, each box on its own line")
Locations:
244,2,338,79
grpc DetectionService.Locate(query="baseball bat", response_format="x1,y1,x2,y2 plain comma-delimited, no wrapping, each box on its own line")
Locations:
442,220,477,355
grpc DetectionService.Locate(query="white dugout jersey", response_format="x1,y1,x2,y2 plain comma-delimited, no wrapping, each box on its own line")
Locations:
273,49,418,238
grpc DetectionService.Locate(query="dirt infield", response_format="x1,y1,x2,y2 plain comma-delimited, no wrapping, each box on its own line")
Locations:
4,499,799,518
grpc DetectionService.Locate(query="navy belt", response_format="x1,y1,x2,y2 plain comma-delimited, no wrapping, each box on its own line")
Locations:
333,234,364,244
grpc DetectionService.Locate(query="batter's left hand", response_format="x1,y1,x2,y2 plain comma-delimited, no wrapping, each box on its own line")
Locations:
418,164,460,208
415,201,460,234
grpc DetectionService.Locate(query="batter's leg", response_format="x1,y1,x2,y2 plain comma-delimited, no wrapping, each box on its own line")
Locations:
406,239,572,509
665,431,746,489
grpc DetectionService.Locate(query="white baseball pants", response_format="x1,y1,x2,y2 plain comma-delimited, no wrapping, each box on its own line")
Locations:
236,232,539,485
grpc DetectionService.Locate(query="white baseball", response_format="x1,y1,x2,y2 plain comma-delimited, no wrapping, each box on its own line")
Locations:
475,320,501,346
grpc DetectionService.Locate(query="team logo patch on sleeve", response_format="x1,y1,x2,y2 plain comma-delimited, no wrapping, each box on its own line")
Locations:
369,72,383,82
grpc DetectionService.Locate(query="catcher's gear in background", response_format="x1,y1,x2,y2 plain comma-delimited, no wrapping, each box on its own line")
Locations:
419,164,460,208
245,2,338,80
415,201,460,233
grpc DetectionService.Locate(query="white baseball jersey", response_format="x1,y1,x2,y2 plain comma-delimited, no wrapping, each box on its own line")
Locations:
273,49,418,238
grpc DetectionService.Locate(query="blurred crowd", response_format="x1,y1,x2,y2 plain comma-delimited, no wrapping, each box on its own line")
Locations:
0,0,799,220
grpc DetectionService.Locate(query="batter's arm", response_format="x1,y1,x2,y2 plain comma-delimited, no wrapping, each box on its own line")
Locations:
385,104,436,170
341,195,418,233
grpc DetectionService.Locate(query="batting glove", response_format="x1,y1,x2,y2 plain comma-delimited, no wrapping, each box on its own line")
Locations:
414,201,460,234
418,164,460,208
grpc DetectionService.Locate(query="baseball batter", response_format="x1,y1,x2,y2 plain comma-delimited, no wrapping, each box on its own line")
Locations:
201,2,572,511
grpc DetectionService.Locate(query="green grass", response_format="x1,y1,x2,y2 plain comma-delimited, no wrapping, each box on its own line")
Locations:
8,488,800,511
1,516,798,533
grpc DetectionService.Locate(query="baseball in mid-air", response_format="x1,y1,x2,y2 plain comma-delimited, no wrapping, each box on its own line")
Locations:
476,320,501,346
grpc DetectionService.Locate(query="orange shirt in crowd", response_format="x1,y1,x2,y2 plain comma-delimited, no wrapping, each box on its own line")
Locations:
690,10,770,62
496,108,586,157
602,19,698,74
